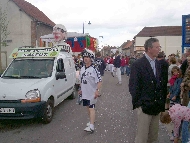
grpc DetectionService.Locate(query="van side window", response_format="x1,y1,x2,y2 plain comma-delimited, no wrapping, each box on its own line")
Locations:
56,58,65,72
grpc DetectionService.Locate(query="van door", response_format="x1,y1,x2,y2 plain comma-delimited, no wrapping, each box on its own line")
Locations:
64,57,75,92
64,56,75,98
54,58,67,104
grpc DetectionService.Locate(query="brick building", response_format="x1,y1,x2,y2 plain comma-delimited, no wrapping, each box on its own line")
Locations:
1,0,55,69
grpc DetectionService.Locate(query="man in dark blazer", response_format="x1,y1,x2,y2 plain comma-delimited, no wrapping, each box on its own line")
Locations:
129,38,168,143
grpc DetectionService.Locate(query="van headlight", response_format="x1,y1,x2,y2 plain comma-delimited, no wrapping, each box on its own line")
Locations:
21,89,41,103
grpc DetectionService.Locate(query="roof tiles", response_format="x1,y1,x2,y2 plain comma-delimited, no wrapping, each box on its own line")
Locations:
122,40,134,49
136,26,182,37
12,0,55,27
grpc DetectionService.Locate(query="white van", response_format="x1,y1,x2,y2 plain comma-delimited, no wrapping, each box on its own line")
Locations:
0,45,77,123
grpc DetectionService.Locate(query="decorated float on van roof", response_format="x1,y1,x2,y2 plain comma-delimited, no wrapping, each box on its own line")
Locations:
40,32,98,55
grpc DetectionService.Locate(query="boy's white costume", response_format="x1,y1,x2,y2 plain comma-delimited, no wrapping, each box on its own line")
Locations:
80,49,102,104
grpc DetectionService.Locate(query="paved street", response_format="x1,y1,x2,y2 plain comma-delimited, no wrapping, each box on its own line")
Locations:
0,71,171,143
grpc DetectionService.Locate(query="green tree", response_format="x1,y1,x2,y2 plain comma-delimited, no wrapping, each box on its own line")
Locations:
0,6,10,72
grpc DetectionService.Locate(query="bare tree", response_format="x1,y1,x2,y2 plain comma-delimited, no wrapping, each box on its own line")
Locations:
0,6,10,72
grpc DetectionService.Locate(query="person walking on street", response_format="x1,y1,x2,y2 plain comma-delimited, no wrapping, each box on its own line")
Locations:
78,49,102,133
125,55,130,77
104,55,109,71
113,50,122,85
95,52,106,96
120,55,125,75
129,38,168,143
109,55,115,77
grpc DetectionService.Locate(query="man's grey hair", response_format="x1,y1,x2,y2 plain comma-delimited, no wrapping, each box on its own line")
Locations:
144,38,159,52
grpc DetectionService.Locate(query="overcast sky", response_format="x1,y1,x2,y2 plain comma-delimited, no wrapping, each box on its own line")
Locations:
26,0,190,48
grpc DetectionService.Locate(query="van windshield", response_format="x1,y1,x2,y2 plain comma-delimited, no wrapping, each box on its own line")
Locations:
2,59,54,79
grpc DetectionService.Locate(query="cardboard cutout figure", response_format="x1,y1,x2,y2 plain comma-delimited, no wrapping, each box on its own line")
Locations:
53,24,73,55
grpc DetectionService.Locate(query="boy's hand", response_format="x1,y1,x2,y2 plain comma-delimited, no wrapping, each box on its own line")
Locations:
94,90,99,99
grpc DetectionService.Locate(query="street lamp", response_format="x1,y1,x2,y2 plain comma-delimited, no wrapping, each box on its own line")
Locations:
83,21,91,34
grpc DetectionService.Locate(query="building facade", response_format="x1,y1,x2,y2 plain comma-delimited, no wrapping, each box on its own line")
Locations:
121,40,135,56
1,0,55,69
134,26,182,57
101,46,118,57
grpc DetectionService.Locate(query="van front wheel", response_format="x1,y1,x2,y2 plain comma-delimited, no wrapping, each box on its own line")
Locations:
42,99,54,124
